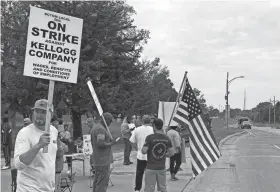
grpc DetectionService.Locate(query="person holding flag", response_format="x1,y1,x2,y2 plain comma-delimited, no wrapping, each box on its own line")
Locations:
167,125,182,181
171,73,221,177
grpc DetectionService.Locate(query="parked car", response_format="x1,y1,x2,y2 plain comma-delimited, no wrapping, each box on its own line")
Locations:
238,117,249,129
241,121,251,129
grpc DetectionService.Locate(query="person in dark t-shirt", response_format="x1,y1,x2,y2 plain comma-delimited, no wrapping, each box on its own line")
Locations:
1,116,12,170
90,112,118,192
142,118,174,192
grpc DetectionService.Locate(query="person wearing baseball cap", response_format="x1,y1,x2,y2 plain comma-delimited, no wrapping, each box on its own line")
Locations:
91,112,119,192
14,99,58,192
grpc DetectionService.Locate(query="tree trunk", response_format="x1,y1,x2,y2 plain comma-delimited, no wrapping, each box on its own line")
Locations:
71,109,82,139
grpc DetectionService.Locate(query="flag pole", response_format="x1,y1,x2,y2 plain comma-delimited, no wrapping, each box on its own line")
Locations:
167,71,188,130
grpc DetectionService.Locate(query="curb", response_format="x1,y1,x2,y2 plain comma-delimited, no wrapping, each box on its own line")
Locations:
218,130,247,147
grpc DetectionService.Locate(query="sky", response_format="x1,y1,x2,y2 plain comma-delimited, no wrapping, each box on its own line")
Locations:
127,0,280,110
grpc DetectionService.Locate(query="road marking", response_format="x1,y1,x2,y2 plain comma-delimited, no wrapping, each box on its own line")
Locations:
238,155,280,158
274,145,280,150
249,144,270,145
247,131,258,137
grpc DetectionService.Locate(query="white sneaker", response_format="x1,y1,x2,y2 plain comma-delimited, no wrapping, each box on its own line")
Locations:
1,165,10,170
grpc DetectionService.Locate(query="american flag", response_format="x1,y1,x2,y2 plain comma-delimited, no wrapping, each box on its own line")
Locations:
173,77,221,177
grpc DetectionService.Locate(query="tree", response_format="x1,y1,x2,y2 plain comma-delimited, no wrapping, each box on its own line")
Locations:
208,106,219,117
1,1,50,119
230,108,242,118
1,1,181,139
193,88,208,113
1,1,151,138
276,101,280,123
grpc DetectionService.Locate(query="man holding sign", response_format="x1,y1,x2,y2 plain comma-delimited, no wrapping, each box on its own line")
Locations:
14,99,58,192
91,112,118,192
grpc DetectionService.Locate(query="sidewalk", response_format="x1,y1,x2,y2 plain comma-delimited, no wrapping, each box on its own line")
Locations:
70,148,193,192
1,148,193,192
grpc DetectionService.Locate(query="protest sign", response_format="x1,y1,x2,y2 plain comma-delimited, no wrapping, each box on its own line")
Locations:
83,135,93,157
87,78,112,139
24,6,83,83
23,6,83,152
87,80,103,116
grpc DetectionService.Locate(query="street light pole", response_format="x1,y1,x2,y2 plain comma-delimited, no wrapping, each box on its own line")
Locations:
226,72,229,129
274,96,276,128
269,98,271,125
225,72,245,130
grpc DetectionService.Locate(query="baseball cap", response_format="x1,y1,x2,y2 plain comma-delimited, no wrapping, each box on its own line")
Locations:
86,117,94,123
32,99,54,112
103,112,114,122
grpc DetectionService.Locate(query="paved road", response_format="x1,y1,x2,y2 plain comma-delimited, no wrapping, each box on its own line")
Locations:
184,126,280,192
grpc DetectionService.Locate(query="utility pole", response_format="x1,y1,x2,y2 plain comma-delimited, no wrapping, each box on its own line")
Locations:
226,72,229,129
274,96,276,128
269,98,271,125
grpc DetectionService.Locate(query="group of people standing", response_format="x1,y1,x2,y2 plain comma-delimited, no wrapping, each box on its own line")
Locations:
120,114,184,192
2,98,185,192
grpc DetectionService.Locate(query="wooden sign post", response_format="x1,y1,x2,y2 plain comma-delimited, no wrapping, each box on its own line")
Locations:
43,80,55,152
23,6,83,153
86,78,113,139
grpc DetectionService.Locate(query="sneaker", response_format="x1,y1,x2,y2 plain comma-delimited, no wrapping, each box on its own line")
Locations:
1,165,10,170
170,174,179,181
129,161,133,164
170,177,179,181
123,162,130,165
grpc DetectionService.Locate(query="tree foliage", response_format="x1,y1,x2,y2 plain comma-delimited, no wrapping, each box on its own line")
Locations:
193,88,208,113
1,1,178,138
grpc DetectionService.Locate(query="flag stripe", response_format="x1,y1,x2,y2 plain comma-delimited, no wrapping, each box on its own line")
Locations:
190,119,217,163
178,102,188,111
176,109,189,121
173,114,189,127
196,115,220,156
198,115,220,154
188,123,211,167
192,117,218,160
190,137,207,170
190,138,204,173
190,141,201,176
188,121,213,164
